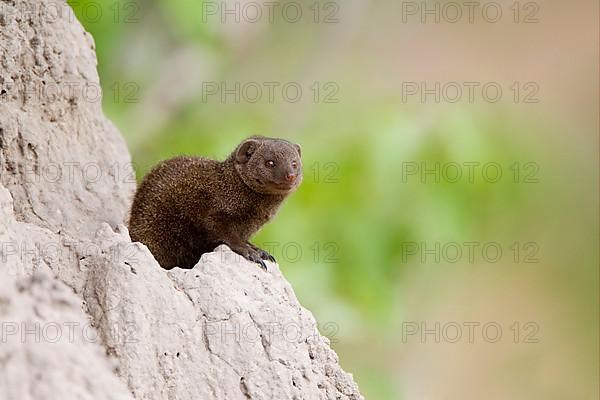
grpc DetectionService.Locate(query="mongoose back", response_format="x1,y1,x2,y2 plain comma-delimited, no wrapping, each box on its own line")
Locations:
129,136,302,270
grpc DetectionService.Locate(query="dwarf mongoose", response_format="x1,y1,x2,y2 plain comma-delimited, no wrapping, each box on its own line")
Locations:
129,136,303,270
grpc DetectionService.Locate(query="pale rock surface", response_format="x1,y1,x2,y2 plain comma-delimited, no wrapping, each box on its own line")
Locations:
84,226,363,400
0,269,134,400
0,0,135,240
0,0,135,292
0,1,363,399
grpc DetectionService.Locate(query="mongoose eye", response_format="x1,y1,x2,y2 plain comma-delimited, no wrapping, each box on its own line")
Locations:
291,161,298,169
265,160,275,168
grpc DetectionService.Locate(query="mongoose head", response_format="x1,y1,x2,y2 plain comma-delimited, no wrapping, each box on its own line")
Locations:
234,136,303,195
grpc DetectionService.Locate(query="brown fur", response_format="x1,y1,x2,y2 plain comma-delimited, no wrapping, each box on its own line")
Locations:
129,136,302,270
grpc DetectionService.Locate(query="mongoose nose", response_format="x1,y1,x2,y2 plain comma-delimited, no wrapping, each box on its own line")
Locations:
285,174,296,183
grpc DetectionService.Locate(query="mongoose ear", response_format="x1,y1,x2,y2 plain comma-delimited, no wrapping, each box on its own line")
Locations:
294,143,302,158
236,139,260,163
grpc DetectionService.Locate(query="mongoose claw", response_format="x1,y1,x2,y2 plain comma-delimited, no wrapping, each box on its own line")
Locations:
257,259,268,271
259,250,276,263
240,245,269,271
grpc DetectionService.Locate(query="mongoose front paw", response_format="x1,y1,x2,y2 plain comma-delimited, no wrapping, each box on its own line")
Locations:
247,242,276,262
230,243,269,271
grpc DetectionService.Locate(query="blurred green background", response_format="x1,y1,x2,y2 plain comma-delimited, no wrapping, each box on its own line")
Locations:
69,0,598,398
